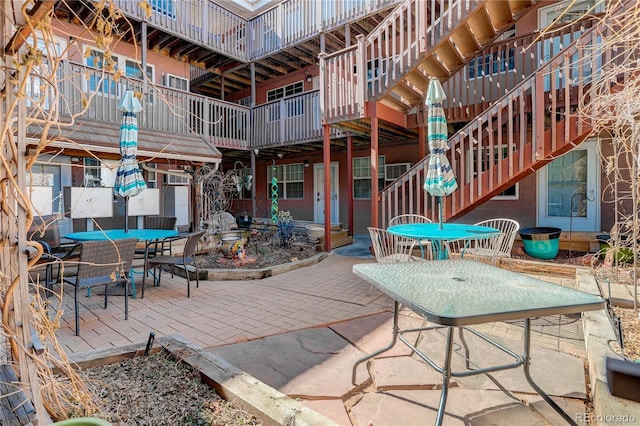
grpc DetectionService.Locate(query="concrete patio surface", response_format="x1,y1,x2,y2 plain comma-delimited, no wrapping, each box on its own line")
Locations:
50,235,638,425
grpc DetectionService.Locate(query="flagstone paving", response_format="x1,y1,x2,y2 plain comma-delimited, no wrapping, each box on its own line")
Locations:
54,248,601,425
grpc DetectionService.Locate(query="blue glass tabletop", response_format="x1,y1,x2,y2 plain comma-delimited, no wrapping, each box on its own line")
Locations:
388,223,499,241
65,229,178,242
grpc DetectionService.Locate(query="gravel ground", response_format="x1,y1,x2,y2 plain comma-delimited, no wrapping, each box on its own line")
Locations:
78,350,262,425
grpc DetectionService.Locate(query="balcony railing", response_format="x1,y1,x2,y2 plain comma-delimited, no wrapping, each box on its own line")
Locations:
251,90,345,149
113,0,248,62
113,0,401,63
38,61,343,152
250,0,401,60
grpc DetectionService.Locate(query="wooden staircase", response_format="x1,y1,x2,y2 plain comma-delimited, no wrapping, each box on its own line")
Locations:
321,0,537,131
379,21,617,225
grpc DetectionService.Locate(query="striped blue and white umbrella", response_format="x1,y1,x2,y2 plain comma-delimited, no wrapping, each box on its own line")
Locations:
114,90,147,232
423,78,457,228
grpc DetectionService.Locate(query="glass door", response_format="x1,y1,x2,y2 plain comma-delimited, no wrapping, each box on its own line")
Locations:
537,140,599,231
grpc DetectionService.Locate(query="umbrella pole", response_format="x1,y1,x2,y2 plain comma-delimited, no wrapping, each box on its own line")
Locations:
438,196,443,229
124,196,129,233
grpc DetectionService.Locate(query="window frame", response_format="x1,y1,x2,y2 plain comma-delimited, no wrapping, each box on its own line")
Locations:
266,163,305,200
353,156,386,200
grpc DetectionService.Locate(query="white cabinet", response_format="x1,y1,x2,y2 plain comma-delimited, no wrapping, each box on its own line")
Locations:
127,188,160,216
30,186,53,216
64,187,113,218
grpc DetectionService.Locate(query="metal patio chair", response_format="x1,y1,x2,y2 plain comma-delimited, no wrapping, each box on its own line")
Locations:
144,230,205,298
465,218,520,264
388,214,432,227
28,215,82,291
63,238,137,336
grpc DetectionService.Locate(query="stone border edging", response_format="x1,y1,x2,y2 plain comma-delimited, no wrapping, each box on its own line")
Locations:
163,335,339,426
67,336,338,426
204,252,328,280
576,270,640,423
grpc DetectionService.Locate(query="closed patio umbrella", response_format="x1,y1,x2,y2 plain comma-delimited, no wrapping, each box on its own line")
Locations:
423,78,457,229
114,90,147,232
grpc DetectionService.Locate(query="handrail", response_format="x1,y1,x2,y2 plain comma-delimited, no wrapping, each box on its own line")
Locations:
380,23,609,226
442,16,598,122
320,0,483,124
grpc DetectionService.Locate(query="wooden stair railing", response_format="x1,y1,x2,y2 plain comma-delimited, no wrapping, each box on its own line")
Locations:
380,23,620,226
321,0,537,125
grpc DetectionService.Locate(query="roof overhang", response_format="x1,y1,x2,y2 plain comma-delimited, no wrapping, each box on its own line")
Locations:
27,119,222,164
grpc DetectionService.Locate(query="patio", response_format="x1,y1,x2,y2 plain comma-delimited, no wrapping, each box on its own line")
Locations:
48,246,626,425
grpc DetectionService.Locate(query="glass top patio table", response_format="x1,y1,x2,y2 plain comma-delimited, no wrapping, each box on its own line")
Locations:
353,260,604,326
65,229,178,242
387,222,499,241
352,260,604,425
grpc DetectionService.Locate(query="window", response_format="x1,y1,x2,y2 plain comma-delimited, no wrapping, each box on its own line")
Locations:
266,82,304,122
467,145,519,200
493,184,519,200
86,49,120,96
353,156,386,199
166,170,189,185
468,48,515,79
146,163,157,188
267,164,304,199
267,82,304,102
163,73,189,91
80,159,117,188
25,32,66,109
385,163,412,183
151,0,175,18
236,96,252,107
125,59,153,82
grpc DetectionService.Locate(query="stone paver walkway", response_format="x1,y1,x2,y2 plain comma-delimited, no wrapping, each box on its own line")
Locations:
53,252,594,425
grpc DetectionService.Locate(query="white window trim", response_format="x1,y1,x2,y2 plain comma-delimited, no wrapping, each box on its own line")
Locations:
353,155,385,200
492,184,519,201
163,72,189,91
82,45,155,94
267,163,305,199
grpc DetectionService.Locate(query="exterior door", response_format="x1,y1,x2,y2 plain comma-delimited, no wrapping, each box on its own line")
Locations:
314,162,338,224
537,139,599,231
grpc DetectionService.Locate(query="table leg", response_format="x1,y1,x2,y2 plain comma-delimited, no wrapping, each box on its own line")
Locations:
351,301,400,385
436,327,454,426
522,318,579,426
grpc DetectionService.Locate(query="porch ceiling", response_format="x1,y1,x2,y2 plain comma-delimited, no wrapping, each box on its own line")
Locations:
27,119,222,165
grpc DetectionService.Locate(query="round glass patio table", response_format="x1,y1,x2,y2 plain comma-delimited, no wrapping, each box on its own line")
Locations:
65,229,178,241
388,223,499,259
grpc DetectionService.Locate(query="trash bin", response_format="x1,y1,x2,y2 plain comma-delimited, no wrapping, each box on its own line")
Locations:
518,227,562,259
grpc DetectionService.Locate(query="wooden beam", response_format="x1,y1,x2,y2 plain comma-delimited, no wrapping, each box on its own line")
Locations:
5,1,56,55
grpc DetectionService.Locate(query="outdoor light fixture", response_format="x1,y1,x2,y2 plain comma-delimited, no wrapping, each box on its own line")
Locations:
253,149,259,155
306,74,313,83
304,159,310,167
277,153,284,159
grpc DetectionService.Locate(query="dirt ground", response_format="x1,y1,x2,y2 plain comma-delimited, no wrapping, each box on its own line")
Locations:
78,350,262,425
195,230,318,270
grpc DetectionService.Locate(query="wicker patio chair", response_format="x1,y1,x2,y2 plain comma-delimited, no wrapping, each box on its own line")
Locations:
63,238,137,336
144,230,205,298
28,215,82,291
